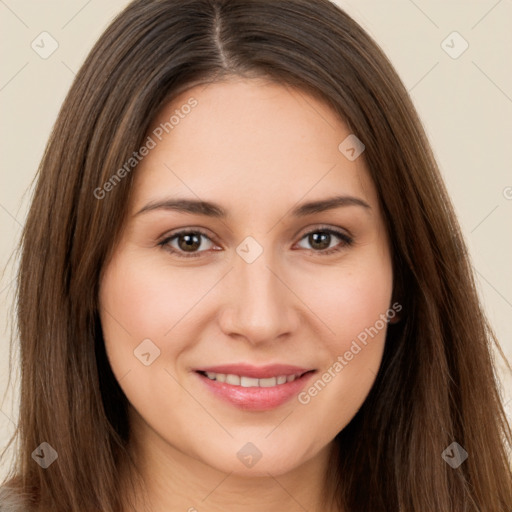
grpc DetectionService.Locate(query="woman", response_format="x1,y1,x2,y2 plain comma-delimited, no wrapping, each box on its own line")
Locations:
1,0,511,510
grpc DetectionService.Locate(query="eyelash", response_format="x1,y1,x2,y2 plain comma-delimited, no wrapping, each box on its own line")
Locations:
158,226,354,259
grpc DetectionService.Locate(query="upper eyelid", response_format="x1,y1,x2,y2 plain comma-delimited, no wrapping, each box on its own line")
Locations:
161,227,218,244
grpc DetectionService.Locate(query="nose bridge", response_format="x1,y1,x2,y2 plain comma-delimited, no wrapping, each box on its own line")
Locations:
220,245,296,343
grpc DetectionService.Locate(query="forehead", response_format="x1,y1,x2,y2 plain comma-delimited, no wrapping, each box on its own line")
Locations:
131,78,377,214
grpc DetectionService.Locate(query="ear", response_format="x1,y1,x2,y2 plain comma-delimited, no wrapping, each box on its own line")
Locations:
388,308,401,324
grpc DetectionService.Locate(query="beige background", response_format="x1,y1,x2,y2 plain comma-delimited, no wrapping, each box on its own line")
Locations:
1,0,511,479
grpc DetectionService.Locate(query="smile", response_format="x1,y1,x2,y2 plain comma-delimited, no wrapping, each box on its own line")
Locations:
194,364,316,411
201,370,308,387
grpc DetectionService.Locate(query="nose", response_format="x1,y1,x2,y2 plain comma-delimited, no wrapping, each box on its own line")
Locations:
218,249,299,345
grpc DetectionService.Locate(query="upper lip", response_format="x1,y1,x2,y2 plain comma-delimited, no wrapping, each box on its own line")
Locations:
194,364,314,379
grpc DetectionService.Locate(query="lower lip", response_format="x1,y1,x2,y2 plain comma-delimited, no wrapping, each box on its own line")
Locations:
196,371,315,411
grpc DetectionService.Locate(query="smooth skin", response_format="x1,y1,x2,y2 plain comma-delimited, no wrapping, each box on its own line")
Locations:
98,77,395,512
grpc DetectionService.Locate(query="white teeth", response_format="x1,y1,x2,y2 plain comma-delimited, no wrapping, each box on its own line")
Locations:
259,377,277,387
240,376,259,387
225,374,240,385
202,371,304,387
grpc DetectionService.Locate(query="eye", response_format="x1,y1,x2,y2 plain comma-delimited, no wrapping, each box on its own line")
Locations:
158,229,219,258
158,225,353,259
295,227,353,255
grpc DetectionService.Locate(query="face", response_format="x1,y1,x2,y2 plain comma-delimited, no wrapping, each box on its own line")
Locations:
98,77,394,478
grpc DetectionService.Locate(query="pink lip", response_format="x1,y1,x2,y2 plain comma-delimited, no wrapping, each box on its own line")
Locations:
193,364,316,411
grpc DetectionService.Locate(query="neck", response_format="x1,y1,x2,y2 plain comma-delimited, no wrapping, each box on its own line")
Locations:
120,410,341,512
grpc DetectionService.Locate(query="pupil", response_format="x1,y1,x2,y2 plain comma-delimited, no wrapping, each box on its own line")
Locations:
179,233,201,251
310,232,330,250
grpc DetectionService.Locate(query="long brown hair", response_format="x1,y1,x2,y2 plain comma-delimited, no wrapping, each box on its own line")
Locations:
2,0,511,510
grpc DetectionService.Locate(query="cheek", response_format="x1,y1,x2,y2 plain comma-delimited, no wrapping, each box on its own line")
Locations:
98,248,228,417
98,251,204,424
99,250,214,347
291,243,393,421
298,247,393,353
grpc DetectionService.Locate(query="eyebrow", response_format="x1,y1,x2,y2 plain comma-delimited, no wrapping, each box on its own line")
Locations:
135,194,371,218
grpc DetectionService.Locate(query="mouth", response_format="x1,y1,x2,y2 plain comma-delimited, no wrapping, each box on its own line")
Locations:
196,369,311,387
193,364,316,411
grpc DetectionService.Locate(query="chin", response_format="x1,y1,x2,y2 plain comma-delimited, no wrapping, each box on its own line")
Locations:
195,436,325,478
